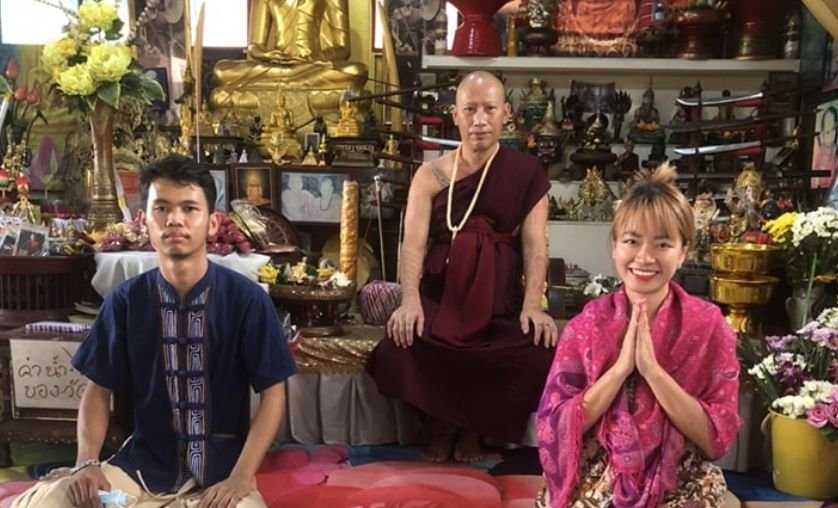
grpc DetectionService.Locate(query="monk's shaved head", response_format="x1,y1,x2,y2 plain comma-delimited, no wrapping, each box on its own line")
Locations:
452,71,510,153
456,71,505,105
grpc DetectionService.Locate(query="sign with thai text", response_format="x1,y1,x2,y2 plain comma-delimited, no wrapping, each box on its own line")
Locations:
9,339,87,412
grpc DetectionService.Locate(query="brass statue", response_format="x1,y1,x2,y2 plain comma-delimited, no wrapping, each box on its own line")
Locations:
262,91,302,159
573,167,614,222
211,0,368,112
335,94,361,138
582,111,611,152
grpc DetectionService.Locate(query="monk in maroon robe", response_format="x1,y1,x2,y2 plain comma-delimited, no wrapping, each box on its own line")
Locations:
367,71,558,462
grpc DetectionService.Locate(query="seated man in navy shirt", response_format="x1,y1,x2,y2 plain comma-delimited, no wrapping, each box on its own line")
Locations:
13,155,296,508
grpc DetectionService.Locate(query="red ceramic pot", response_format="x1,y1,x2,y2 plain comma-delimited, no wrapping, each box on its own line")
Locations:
449,0,507,56
730,0,785,59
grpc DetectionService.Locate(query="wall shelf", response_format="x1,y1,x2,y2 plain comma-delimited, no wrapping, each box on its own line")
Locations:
422,56,800,76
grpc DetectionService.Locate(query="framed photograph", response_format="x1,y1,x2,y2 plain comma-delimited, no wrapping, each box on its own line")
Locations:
141,67,170,112
14,225,48,257
826,171,838,208
304,132,321,155
0,233,18,256
372,0,423,54
812,98,838,189
233,165,276,210
280,172,346,223
825,37,838,92
210,168,229,212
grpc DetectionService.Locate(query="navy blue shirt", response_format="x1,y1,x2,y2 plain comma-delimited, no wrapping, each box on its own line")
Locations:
72,262,296,493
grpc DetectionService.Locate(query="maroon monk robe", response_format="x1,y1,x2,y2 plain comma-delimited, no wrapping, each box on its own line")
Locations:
367,147,556,443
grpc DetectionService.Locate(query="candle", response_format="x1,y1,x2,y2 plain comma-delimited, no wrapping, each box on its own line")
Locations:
339,179,359,283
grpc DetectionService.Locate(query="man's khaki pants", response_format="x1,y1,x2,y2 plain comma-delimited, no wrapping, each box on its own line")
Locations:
11,463,266,508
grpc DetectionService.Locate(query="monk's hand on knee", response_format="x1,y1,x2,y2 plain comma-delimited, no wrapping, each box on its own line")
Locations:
387,301,424,348
520,307,558,348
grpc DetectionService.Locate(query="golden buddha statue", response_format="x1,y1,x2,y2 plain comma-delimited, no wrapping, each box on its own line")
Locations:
211,0,368,113
335,94,361,138
262,91,302,160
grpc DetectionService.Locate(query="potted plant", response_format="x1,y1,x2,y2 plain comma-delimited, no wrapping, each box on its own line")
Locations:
740,306,838,499
763,208,838,329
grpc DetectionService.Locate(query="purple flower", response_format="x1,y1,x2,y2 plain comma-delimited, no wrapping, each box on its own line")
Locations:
766,334,796,351
779,363,807,393
807,403,830,428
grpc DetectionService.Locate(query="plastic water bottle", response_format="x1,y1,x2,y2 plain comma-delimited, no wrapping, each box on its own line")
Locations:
98,489,131,507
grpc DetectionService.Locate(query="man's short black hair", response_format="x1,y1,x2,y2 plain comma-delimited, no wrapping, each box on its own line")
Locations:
139,155,217,212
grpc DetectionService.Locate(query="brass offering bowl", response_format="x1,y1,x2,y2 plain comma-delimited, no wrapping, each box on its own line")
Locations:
710,272,779,334
709,242,781,334
270,283,356,337
710,243,780,275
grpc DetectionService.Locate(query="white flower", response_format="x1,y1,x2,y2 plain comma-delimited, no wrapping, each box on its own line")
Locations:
583,281,604,296
816,307,838,330
328,271,352,288
772,394,816,418
799,380,838,403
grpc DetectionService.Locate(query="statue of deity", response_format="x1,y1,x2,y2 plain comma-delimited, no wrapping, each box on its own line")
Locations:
628,81,665,144
582,111,611,152
211,0,368,112
335,94,362,138
724,163,763,241
261,92,302,160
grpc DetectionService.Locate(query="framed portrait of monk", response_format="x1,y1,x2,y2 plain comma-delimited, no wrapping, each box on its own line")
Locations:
233,165,276,211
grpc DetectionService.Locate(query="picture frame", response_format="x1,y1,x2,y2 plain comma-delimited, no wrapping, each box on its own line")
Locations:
210,168,229,212
0,233,18,256
280,172,347,224
233,164,277,210
14,225,48,257
826,170,838,208
811,97,838,189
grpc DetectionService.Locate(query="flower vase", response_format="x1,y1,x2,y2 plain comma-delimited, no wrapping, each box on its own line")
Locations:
770,411,838,499
87,101,122,230
785,284,825,330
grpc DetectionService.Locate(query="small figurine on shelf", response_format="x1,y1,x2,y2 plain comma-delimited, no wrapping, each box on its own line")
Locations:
608,90,632,142
692,182,719,261
11,175,37,224
724,162,764,241
628,81,665,145
535,101,562,174
581,111,611,152
573,167,614,222
521,78,549,131
382,134,401,169
617,139,640,176
335,93,362,138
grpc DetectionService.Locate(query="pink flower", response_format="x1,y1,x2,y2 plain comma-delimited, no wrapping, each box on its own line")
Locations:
807,403,830,428
828,402,838,428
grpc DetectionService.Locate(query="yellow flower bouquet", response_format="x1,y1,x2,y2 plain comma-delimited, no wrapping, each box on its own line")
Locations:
38,0,164,112
764,208,838,288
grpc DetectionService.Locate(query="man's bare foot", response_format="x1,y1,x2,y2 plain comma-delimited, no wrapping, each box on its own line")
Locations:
422,432,456,462
453,432,483,463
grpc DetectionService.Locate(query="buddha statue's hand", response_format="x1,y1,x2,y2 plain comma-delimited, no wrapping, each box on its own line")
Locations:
247,43,304,64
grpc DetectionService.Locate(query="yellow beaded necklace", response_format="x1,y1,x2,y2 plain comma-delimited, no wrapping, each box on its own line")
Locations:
446,142,500,243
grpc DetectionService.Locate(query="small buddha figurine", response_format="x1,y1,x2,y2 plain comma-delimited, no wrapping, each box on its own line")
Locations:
335,94,361,138
628,81,665,144
211,0,368,112
582,111,611,152
383,135,400,169
617,139,640,176
261,91,302,160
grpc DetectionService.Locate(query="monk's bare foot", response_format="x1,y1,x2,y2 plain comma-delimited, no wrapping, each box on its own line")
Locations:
453,432,483,463
422,432,455,462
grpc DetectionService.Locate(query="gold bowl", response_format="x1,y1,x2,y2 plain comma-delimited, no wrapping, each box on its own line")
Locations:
710,274,779,306
270,283,356,302
710,243,780,275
